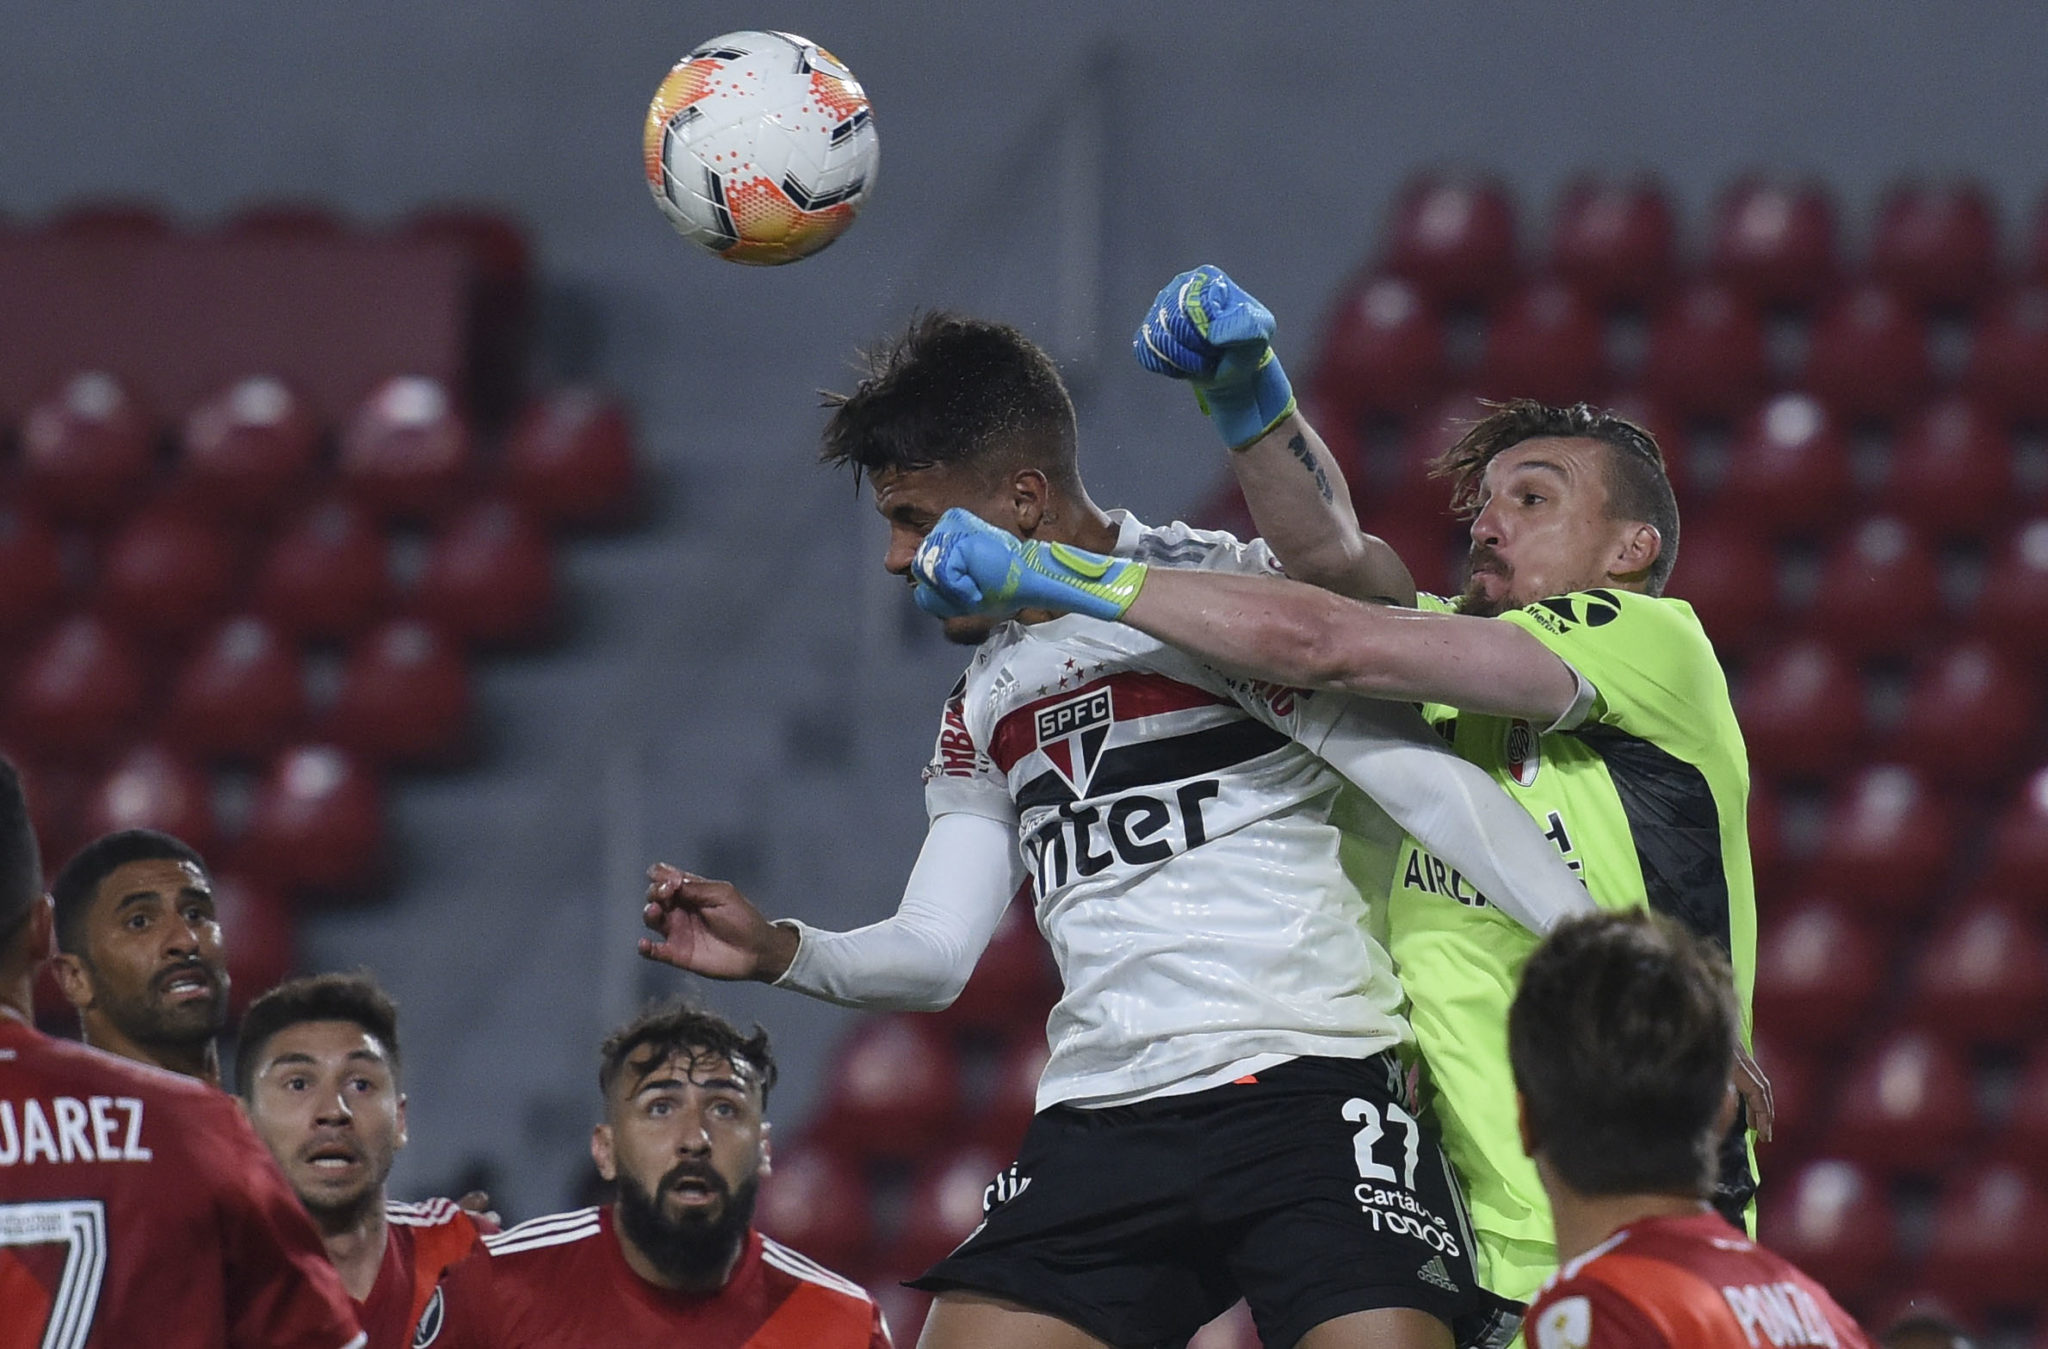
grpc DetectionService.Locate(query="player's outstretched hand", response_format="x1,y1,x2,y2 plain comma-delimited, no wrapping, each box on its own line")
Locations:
1734,1040,1775,1143
640,864,796,982
911,508,1148,623
1132,265,1297,449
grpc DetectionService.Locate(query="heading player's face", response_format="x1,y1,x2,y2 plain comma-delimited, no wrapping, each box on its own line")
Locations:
1461,438,1643,617
872,462,1016,646
246,1020,406,1220
595,1046,769,1272
72,858,229,1047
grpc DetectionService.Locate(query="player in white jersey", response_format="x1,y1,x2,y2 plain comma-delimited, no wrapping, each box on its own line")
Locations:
640,314,1593,1349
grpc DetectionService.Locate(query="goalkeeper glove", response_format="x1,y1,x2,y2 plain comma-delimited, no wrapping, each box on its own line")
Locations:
911,508,1148,623
1132,264,1297,450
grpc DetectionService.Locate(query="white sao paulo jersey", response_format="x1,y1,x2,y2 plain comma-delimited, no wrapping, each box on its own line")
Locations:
924,512,1410,1110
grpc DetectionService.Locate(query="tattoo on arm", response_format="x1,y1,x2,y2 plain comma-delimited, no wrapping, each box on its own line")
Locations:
1287,433,1335,505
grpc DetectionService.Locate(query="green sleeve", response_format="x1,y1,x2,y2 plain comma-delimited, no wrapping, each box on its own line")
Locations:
1497,590,1727,753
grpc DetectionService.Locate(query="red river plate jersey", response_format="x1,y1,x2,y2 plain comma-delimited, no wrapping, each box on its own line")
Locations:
925,513,1413,1109
0,1016,364,1349
1526,1211,1872,1349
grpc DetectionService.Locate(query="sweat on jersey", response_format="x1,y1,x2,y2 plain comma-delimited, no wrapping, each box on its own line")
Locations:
925,513,1421,1110
1397,589,1758,1284
0,1016,366,1349
1526,1211,1870,1349
422,1207,889,1348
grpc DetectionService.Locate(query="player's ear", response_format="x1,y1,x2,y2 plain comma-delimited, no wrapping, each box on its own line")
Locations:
1007,467,1050,536
395,1093,409,1151
1609,521,1660,586
49,950,94,1011
590,1123,617,1183
756,1120,772,1180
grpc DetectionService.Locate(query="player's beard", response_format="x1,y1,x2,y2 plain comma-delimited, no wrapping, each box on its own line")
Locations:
941,614,999,646
1456,544,1512,618
94,956,229,1052
615,1159,760,1287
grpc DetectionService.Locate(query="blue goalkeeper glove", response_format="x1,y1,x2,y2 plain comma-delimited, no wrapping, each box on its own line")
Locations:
1133,265,1297,450
911,508,1148,623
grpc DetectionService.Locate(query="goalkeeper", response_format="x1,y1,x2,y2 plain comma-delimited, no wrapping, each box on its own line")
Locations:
911,266,1769,1309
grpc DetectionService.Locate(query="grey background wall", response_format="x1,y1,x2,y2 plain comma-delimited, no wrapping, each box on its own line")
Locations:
6,1,2046,1215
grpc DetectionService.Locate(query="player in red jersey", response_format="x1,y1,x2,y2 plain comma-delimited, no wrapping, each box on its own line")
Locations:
1511,912,1870,1349
47,829,230,1086
0,760,366,1349
425,1000,888,1349
240,972,489,1349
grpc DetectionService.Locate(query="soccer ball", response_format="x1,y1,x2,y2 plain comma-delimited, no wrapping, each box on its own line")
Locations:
642,30,879,266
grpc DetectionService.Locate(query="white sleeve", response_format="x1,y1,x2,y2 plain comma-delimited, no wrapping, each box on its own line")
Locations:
771,811,1025,1010
1300,695,1597,936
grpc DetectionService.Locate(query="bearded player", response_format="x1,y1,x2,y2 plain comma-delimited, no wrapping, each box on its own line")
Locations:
48,828,230,1085
239,972,488,1349
912,269,1767,1308
642,314,1601,1349
427,1001,888,1348
0,759,366,1349
1513,912,1867,1349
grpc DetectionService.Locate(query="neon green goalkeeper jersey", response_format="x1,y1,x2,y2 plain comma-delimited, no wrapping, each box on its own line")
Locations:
1397,588,1758,1276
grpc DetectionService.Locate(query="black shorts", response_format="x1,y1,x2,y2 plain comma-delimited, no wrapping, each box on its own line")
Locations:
910,1053,1521,1349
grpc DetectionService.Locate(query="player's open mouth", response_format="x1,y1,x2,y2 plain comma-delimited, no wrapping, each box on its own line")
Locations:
158,970,216,1002
306,1143,360,1171
666,1176,722,1207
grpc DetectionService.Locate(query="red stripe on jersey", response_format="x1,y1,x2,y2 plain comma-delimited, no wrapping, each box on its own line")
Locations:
989,672,1230,775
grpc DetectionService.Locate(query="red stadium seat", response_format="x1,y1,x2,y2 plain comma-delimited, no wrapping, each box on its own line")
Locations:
41,201,175,240
1983,768,2048,899
254,498,395,641
1756,1160,1894,1307
1878,398,2015,541
1708,179,1841,308
889,1143,1008,1273
401,207,533,420
1824,1030,1972,1177
965,1033,1049,1156
337,375,473,521
178,376,321,525
1812,766,1954,918
815,1015,960,1162
1735,641,1863,782
1871,182,2000,311
503,389,641,530
324,619,472,767
1381,176,1519,306
935,892,1057,1034
4,616,148,762
96,504,241,644
219,201,349,239
1962,284,2048,421
1717,394,1851,539
7,752,88,876
1919,1165,2048,1316
1809,517,1942,659
1996,1047,2048,1179
1967,518,2048,669
82,744,219,859
1893,643,2038,790
238,745,383,895
1664,517,1777,656
1476,279,1606,404
1641,282,1769,419
413,501,557,648
18,371,158,527
211,874,296,1017
1803,285,1932,421
1311,276,1447,426
753,1142,872,1273
0,504,68,640
1909,900,2048,1047
1548,177,1676,308
1747,777,1786,897
164,616,308,762
1753,898,1884,1050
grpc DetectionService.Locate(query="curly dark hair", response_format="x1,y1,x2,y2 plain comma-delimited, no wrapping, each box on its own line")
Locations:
1430,398,1680,594
598,999,777,1107
820,311,1080,490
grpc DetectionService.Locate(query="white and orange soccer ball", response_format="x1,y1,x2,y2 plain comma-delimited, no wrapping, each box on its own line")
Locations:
642,30,879,266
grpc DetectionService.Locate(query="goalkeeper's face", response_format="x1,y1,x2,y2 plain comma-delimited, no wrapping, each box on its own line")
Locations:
873,462,1021,645
1461,438,1652,617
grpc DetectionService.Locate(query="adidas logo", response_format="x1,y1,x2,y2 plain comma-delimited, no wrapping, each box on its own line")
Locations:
1417,1255,1460,1293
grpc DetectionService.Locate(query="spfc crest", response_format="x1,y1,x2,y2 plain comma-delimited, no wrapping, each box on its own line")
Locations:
1035,686,1112,797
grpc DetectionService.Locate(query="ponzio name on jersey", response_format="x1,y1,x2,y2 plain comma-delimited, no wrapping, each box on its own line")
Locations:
1024,779,1222,895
